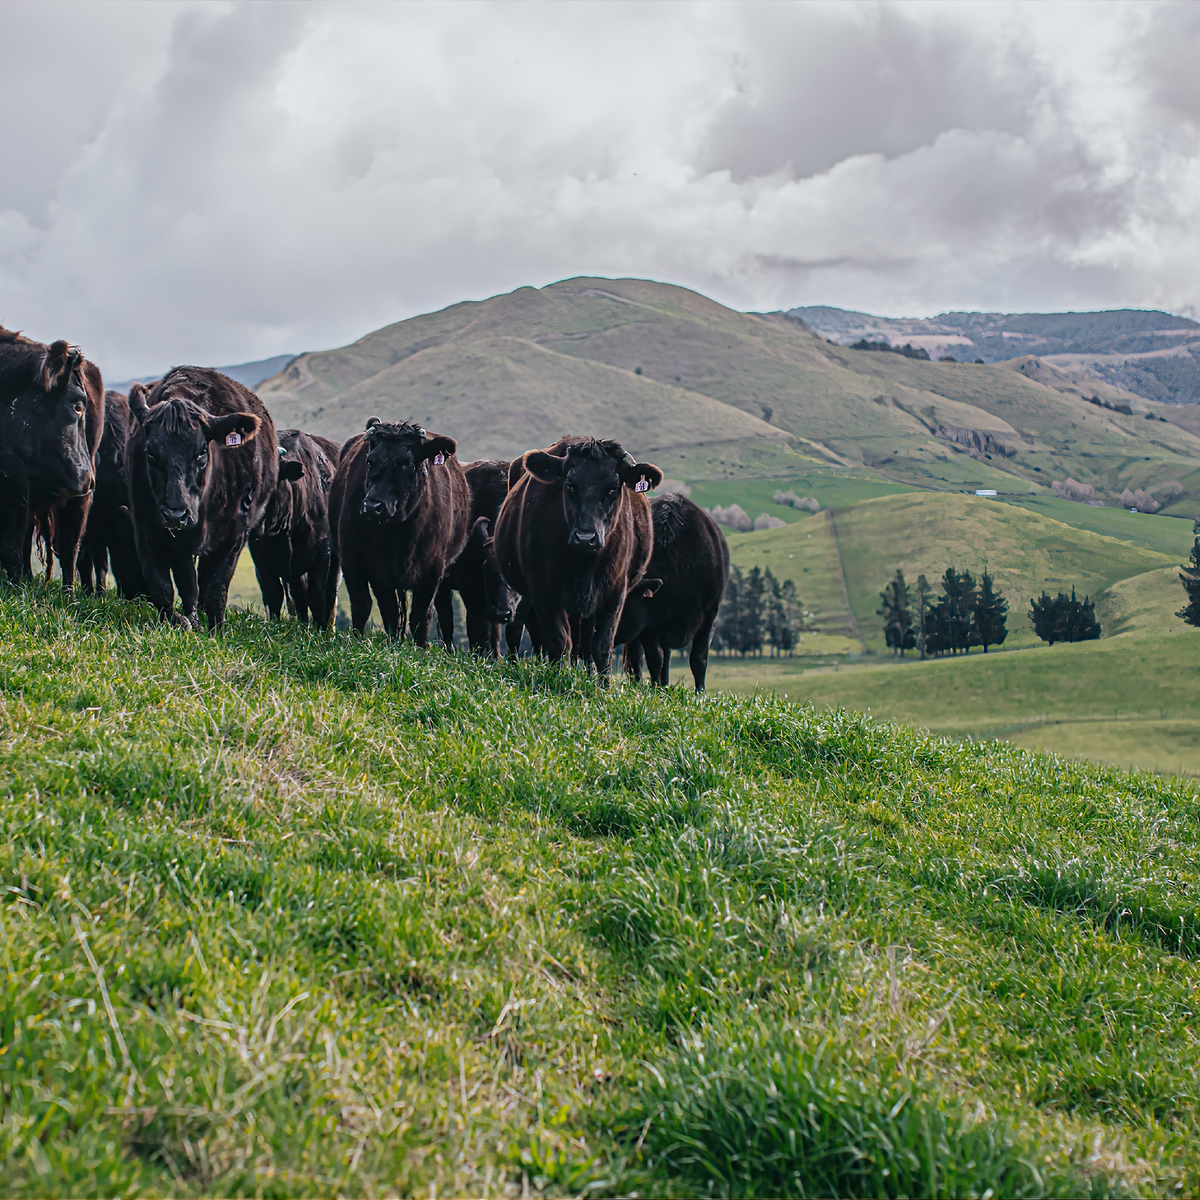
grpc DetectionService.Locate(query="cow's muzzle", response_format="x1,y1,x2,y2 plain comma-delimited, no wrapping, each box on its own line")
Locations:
568,527,603,551
160,506,191,530
361,498,390,521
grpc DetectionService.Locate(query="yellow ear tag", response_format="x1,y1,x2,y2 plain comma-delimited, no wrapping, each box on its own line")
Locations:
225,431,242,447
634,475,649,492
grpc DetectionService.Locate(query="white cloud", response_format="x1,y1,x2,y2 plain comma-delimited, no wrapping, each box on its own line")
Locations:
1,0,1198,379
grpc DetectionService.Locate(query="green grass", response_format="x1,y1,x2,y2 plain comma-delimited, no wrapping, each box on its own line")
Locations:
1002,496,1196,560
705,565,1200,775
3,585,1200,1195
687,470,914,525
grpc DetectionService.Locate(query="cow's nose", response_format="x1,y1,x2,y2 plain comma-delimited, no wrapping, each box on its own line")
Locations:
160,506,189,528
362,499,384,518
569,528,600,548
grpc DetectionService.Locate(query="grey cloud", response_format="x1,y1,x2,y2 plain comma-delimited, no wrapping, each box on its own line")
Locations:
699,4,1040,181
1138,3,1200,129
1,2,1199,379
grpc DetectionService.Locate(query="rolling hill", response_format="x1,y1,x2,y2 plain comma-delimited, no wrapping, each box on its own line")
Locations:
255,277,1200,505
792,303,1200,407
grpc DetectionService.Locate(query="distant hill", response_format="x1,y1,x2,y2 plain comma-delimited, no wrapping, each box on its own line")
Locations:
791,304,1200,406
254,277,1200,506
108,353,295,395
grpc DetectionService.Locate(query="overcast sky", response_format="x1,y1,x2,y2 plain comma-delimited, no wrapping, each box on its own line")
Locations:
2,0,1199,378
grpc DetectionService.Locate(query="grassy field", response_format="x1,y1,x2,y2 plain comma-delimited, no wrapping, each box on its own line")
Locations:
706,565,1200,776
1001,496,1196,559
5,585,1200,1196
688,470,914,525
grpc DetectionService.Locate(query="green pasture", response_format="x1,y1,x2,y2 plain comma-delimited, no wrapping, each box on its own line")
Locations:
4,585,1200,1195
705,565,1200,776
687,470,914,525
1002,495,1196,560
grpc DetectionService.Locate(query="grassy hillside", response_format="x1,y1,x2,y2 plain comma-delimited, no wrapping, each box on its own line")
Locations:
707,564,1200,775
4,586,1200,1196
725,493,1176,653
256,277,1200,498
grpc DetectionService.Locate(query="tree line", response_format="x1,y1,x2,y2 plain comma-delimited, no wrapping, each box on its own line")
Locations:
878,567,1100,657
712,565,802,656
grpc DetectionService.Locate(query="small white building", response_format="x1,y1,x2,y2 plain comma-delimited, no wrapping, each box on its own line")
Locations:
975,489,998,497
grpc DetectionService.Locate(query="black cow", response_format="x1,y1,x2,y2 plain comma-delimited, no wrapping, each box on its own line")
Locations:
0,327,101,585
434,460,514,656
248,429,337,626
617,493,729,692
128,367,277,630
494,438,661,676
77,390,146,598
329,418,469,642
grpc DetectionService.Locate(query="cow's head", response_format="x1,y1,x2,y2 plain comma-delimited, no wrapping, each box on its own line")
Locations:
524,439,662,553
130,383,260,531
20,340,95,500
472,515,514,623
277,430,306,483
359,417,455,523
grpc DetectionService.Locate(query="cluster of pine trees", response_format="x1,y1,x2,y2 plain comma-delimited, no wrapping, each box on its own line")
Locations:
713,565,802,656
877,567,1009,657
1028,589,1101,644
1178,523,1200,627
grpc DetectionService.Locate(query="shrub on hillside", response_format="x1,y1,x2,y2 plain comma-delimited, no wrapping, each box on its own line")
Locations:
1120,487,1162,513
709,503,752,531
657,479,691,496
753,514,786,531
1051,477,1104,505
773,489,820,512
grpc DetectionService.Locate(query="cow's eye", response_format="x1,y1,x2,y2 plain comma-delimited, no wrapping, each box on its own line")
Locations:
197,451,208,464
73,401,85,415
565,481,576,492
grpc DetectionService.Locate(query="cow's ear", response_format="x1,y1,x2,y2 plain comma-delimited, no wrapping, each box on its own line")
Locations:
279,459,305,482
635,577,663,599
471,515,493,546
507,458,527,489
41,341,79,394
619,460,664,491
419,434,456,462
524,451,567,483
204,412,261,447
129,382,151,423
365,416,381,430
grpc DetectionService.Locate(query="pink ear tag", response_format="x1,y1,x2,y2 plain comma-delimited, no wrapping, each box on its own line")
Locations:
225,431,242,447
433,451,445,465
634,475,649,492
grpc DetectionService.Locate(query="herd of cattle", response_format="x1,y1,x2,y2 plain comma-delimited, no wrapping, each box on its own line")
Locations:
0,327,731,689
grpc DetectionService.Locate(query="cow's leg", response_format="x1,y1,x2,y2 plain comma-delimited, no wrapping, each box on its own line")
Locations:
657,635,672,686
322,551,341,631
343,556,373,634
409,575,441,648
642,634,665,686
375,584,402,638
305,546,332,627
142,547,184,627
590,597,624,680
536,603,571,663
53,495,90,590
688,606,718,693
0,498,29,585
93,547,110,595
290,571,310,623
434,581,454,648
77,547,96,594
624,637,644,682
109,508,144,599
250,538,286,620
198,542,242,633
